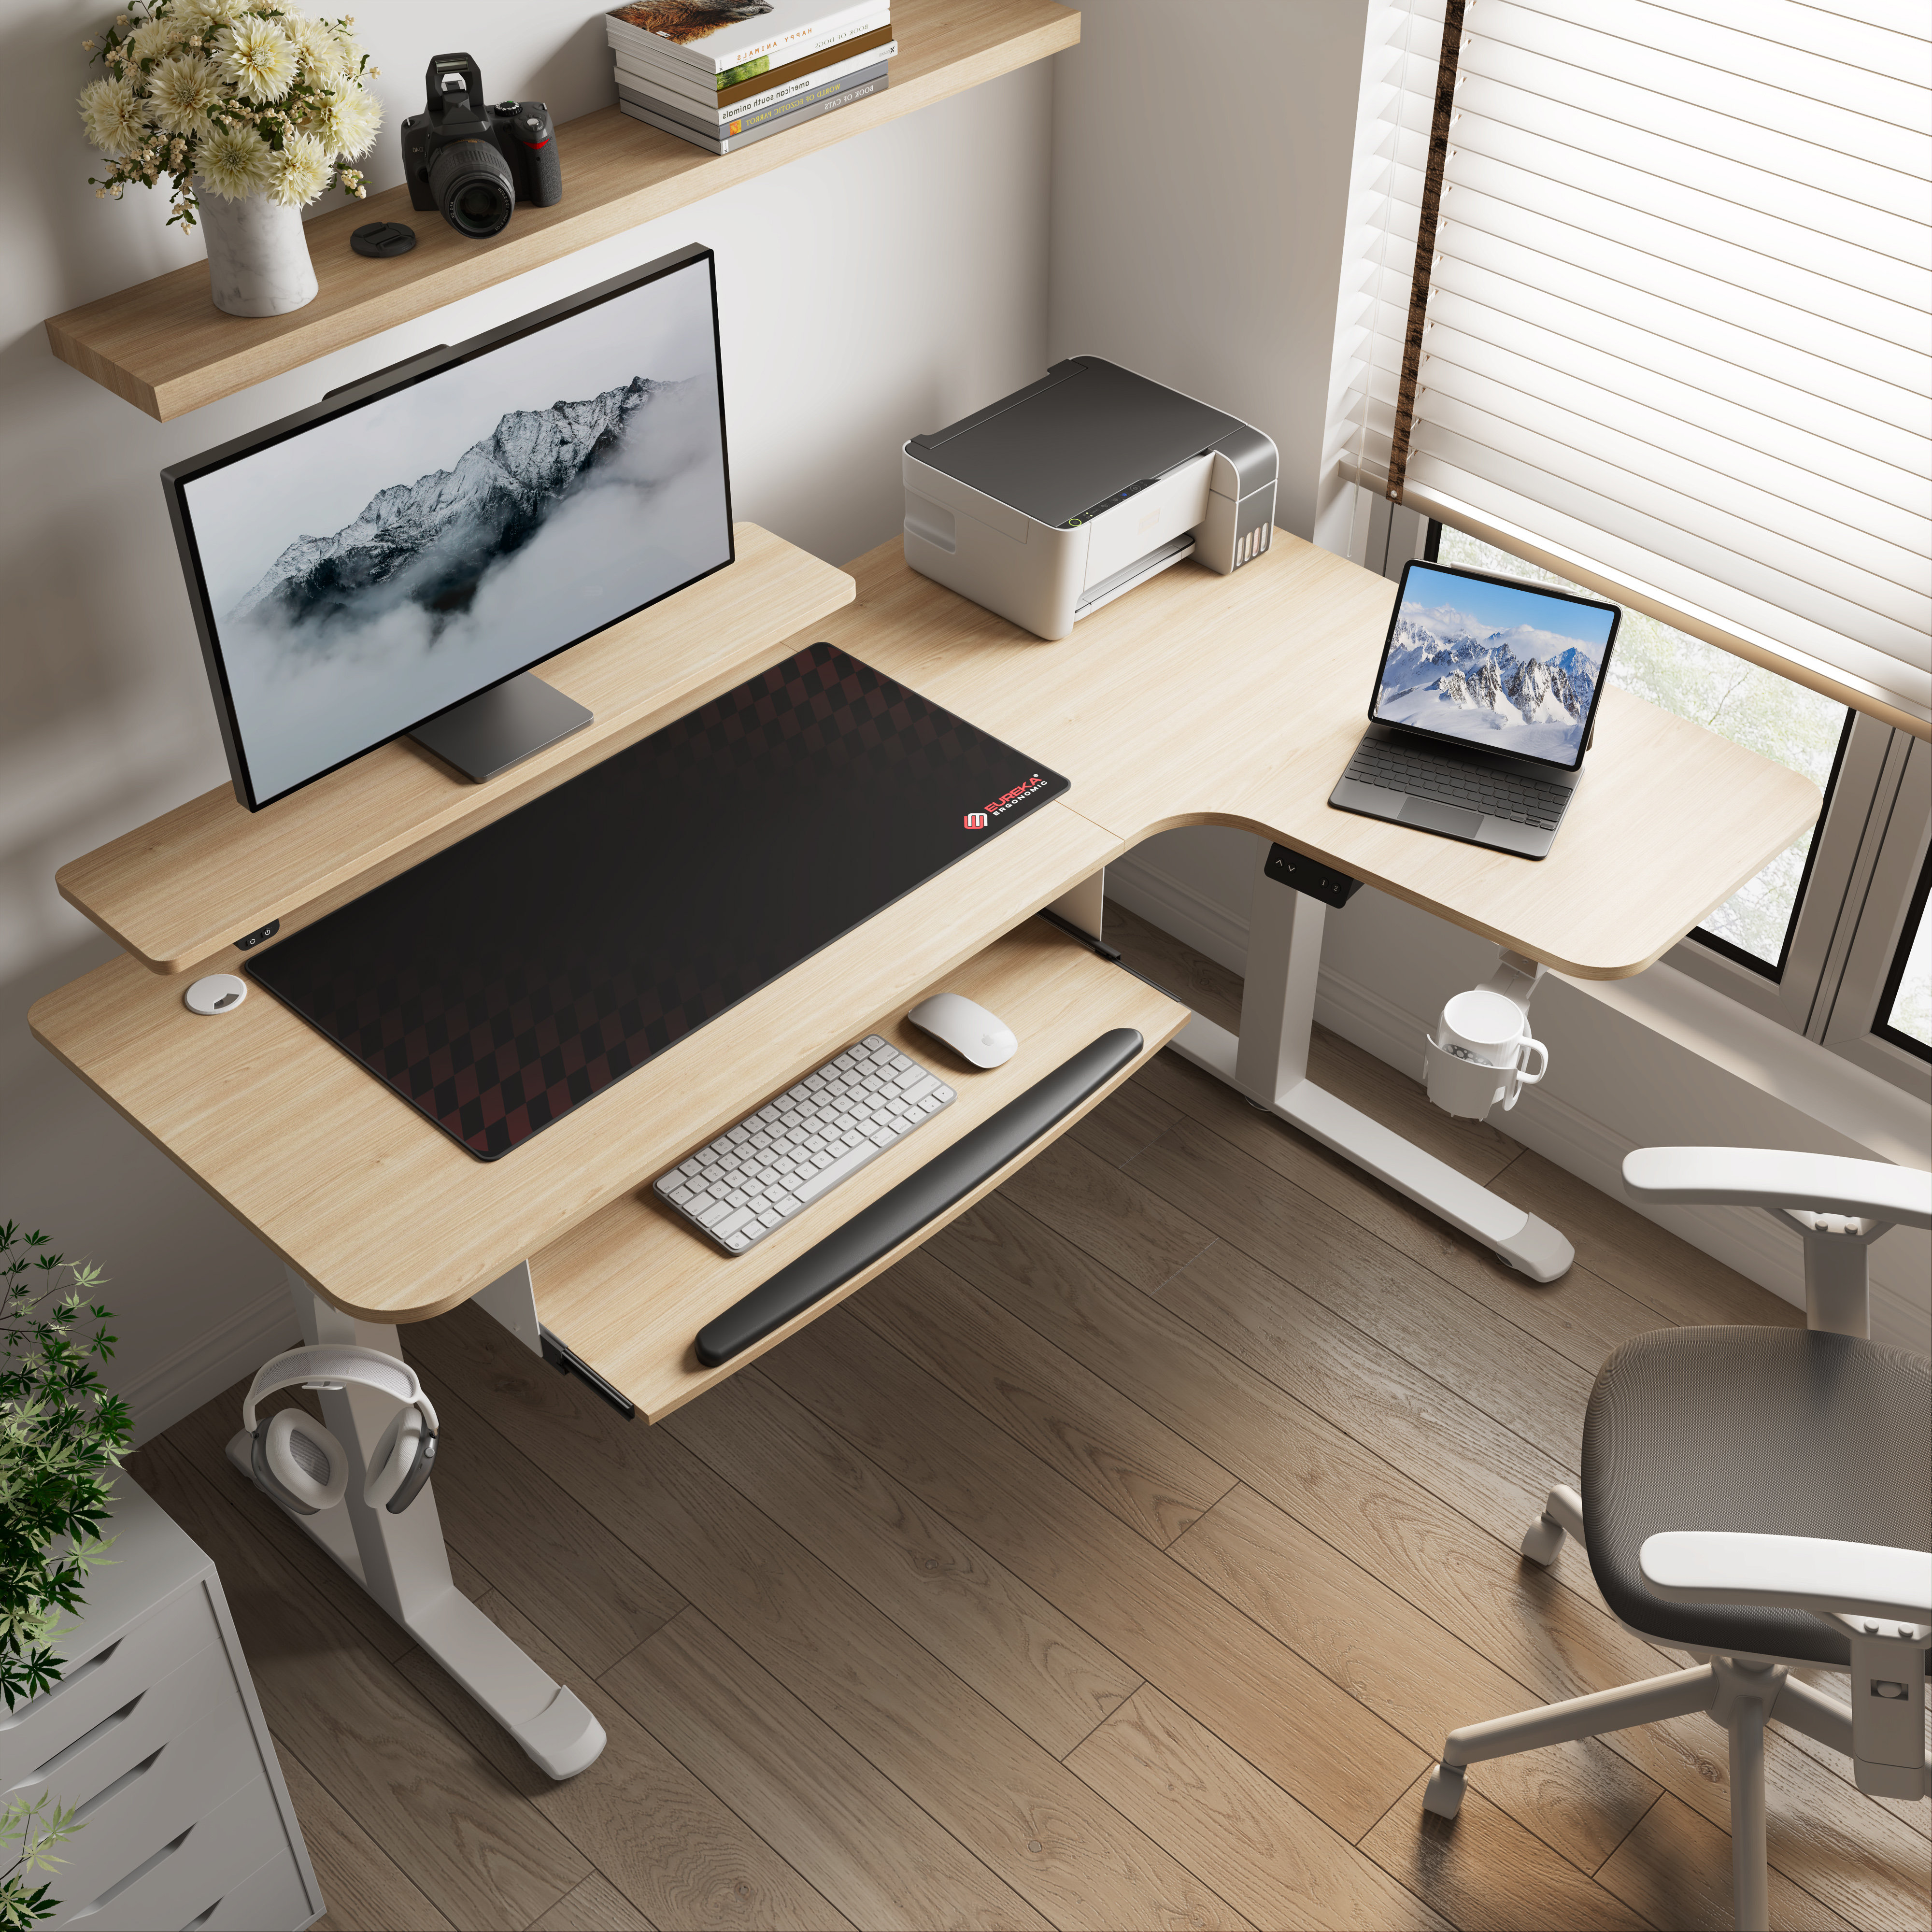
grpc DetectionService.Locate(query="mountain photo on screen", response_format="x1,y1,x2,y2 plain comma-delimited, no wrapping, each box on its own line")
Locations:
179,260,730,803
1376,564,1616,764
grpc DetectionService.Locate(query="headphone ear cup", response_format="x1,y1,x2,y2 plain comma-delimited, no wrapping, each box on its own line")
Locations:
365,1406,422,1511
383,1423,436,1516
254,1408,349,1514
365,1406,437,1514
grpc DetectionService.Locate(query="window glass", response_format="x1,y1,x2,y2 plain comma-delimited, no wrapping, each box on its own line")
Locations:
1431,527,1848,973
1875,858,1932,1060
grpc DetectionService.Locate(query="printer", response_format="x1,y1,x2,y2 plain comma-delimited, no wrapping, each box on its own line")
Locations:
902,358,1279,641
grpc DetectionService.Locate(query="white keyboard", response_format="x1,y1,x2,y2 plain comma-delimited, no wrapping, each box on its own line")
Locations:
655,1035,957,1253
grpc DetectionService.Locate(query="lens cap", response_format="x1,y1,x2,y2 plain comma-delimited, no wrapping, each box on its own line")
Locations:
351,221,418,258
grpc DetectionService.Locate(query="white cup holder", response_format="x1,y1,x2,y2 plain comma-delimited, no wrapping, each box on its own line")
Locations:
1423,1018,1548,1120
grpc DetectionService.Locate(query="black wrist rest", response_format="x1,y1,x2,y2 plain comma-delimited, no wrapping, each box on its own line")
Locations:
694,1027,1146,1368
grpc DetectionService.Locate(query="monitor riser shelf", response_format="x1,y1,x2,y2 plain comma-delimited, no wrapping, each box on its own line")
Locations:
56,523,856,975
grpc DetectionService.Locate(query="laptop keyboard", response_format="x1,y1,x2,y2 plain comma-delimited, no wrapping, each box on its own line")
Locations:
1347,738,1571,829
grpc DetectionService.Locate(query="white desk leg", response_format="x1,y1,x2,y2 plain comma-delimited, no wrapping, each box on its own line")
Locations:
1167,844,1574,1282
225,1268,606,1778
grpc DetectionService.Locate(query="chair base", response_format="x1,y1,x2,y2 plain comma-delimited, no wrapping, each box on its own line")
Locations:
1424,1486,1930,1932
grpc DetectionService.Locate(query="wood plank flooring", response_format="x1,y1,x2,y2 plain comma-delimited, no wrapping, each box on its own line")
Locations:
131,905,1927,1931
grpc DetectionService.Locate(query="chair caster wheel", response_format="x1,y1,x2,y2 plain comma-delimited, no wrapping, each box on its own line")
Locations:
1520,1513,1566,1566
1422,1762,1466,1819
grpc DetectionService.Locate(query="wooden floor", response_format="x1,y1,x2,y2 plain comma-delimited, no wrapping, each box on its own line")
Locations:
133,907,1930,1932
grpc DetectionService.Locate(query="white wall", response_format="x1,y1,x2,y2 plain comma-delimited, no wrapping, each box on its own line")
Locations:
1047,0,1371,545
4,0,1052,1437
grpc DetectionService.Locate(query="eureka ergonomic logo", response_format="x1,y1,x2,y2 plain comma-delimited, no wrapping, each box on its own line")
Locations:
966,773,1049,831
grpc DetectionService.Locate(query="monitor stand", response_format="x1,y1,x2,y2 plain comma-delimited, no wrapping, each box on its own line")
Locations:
410,673,594,783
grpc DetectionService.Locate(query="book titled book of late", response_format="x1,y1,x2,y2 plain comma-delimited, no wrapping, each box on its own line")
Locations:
607,0,886,77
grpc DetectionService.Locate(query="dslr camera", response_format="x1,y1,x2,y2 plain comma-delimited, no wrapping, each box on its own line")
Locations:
401,53,562,239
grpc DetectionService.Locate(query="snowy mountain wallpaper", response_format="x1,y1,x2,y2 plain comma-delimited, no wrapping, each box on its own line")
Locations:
1376,564,1616,763
181,261,730,803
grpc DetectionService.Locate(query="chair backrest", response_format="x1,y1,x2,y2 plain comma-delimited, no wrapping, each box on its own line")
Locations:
1622,1147,1932,1339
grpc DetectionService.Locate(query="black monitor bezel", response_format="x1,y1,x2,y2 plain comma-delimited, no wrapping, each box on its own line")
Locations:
1367,557,1621,773
160,242,735,812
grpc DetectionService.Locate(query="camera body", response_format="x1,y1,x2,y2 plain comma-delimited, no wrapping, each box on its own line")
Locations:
401,53,561,238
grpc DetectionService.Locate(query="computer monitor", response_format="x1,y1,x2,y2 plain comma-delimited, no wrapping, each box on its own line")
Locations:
162,243,733,811
1370,559,1619,770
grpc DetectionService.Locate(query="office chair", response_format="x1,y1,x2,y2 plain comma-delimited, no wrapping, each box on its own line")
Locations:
1421,1147,1932,1932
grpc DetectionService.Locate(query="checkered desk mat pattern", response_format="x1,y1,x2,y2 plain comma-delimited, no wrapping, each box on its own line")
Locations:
247,644,1067,1158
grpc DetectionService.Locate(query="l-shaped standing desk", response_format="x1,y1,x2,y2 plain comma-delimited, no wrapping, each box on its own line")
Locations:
32,522,1821,1779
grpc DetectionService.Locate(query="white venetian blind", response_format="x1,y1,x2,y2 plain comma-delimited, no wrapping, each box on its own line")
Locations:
1332,0,1932,731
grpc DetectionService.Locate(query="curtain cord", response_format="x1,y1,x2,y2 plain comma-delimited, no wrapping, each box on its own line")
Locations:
1386,0,1466,505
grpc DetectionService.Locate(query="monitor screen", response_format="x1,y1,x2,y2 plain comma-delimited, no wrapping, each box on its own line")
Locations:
1371,560,1619,770
164,246,733,810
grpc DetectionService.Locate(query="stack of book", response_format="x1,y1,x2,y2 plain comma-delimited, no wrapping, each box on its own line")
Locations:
608,1,893,156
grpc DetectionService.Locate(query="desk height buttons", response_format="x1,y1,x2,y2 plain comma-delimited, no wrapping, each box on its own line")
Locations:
1265,844,1364,908
185,973,249,1015
235,918,281,951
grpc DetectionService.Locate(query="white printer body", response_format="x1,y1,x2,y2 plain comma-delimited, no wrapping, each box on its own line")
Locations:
902,358,1278,641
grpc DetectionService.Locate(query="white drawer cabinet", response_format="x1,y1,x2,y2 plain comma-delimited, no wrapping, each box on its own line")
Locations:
0,1481,322,1931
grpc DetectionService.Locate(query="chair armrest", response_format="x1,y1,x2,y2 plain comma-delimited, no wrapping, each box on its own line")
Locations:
1622,1147,1932,1228
1641,1530,1932,1624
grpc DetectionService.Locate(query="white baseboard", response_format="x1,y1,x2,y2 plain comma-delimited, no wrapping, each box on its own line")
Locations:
124,1283,299,1448
1107,855,1250,976
1108,861,1931,1356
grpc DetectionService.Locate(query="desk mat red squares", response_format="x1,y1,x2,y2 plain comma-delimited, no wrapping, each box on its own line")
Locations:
247,644,1068,1159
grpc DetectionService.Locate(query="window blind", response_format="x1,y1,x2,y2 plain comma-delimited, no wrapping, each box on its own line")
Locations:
1332,0,1932,733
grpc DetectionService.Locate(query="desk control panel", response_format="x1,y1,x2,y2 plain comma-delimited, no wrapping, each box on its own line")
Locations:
655,1034,957,1253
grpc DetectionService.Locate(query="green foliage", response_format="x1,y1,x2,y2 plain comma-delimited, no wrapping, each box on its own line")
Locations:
0,1796,80,1932
0,1223,129,1717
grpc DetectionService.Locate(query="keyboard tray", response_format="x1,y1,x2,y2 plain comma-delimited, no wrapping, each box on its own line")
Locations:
528,918,1190,1421
695,1028,1144,1366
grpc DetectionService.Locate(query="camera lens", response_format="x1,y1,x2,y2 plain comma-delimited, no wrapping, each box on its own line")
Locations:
427,138,514,238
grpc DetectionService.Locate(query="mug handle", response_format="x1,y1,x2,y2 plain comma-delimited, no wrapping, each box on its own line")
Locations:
1501,1037,1548,1111
1514,1036,1549,1089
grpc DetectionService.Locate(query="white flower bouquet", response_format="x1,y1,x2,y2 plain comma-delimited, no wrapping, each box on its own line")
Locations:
78,0,382,229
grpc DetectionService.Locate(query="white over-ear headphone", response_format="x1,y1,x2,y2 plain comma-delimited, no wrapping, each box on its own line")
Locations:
242,1345,440,1517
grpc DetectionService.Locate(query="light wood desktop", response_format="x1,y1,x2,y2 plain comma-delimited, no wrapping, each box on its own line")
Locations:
35,521,1819,1370
31,520,1818,1778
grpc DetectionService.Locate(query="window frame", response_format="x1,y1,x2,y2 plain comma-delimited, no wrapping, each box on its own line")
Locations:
1665,711,1889,1035
1818,737,1932,1101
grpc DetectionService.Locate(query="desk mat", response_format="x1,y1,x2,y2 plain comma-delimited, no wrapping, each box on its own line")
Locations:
246,644,1068,1160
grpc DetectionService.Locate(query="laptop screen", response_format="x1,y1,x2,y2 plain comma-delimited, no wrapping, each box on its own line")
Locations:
1371,561,1620,772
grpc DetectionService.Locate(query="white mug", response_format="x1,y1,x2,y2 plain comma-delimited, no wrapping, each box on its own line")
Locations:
1427,989,1548,1115
1423,1035,1510,1118
1439,990,1532,1064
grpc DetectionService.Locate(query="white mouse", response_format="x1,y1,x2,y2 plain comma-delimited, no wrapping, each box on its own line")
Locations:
908,992,1017,1069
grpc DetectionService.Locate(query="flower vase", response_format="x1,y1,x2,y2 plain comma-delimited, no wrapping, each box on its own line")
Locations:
197,183,318,317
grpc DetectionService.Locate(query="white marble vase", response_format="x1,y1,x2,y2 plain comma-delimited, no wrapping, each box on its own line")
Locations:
197,182,318,316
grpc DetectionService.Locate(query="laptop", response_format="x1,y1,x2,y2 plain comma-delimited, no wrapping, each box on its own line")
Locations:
1329,558,1621,859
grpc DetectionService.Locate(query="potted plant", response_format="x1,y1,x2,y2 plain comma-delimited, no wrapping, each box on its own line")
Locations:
0,1222,130,1930
76,1,383,317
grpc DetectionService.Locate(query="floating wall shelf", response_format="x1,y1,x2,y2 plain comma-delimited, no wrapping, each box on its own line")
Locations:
44,0,1079,422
